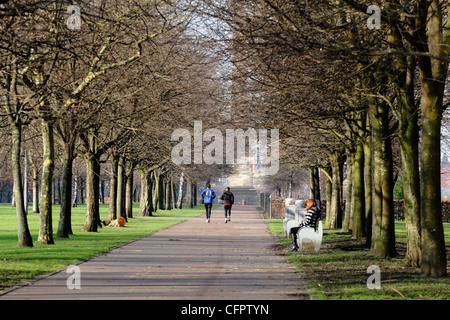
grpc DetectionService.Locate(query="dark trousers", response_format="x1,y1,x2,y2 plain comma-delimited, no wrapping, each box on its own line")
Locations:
289,227,301,244
224,204,232,217
205,203,213,219
289,227,301,249
290,227,301,236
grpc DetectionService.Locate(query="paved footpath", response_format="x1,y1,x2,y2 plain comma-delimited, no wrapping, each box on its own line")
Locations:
0,205,310,300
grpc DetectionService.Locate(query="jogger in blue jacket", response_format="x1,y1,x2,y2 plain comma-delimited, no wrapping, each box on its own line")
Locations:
201,184,216,223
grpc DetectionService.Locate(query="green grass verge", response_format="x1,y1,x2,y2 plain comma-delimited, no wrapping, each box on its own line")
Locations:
266,220,450,300
0,203,213,291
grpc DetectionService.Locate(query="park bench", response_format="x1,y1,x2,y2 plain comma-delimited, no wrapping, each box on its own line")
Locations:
283,199,322,252
283,198,296,236
296,220,323,252
283,199,306,236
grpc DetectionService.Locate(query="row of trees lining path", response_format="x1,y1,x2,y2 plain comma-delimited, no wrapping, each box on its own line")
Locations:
1,1,226,241
202,0,449,278
0,1,448,278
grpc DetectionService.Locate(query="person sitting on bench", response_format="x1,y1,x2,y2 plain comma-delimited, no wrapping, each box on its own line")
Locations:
288,199,321,252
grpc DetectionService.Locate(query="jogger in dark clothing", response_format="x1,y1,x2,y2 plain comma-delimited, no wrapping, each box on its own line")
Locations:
224,205,231,220
221,187,234,223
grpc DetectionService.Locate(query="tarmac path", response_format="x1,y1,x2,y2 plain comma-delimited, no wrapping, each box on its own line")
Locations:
0,205,310,300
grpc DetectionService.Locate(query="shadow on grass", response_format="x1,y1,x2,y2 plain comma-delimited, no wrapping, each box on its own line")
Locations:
271,226,450,300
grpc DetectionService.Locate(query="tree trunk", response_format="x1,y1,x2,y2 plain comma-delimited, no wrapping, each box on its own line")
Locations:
158,173,165,210
100,180,105,204
23,150,28,215
54,178,61,205
11,124,33,247
82,127,102,232
171,180,176,209
38,119,55,245
309,166,318,199
327,151,343,229
5,62,33,246
314,167,320,201
342,153,353,231
83,152,101,232
57,144,75,238
80,181,85,204
176,172,184,209
419,81,447,277
186,177,193,208
193,183,197,206
151,170,159,212
370,99,396,257
72,176,78,207
383,2,422,267
364,137,373,247
152,170,160,211
11,183,16,207
108,156,119,221
413,0,448,277
352,140,365,239
139,168,153,216
324,166,332,226
116,156,127,220
32,165,40,214
397,89,422,267
125,166,134,218
164,178,172,210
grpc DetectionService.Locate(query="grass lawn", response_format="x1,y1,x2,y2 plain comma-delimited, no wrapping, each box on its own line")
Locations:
266,220,450,300
0,203,212,291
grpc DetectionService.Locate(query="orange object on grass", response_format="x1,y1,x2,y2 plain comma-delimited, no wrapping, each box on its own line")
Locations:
117,217,126,226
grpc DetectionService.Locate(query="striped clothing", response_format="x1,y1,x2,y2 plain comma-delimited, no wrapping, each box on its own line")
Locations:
298,207,321,229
